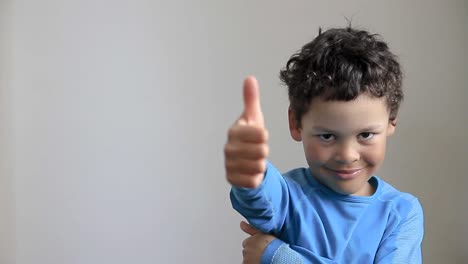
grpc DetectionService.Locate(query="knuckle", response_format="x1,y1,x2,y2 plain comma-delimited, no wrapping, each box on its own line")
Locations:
224,159,233,170
263,129,269,141
225,174,233,184
246,176,262,188
259,144,269,158
223,144,234,157
254,160,266,174
253,177,263,188
253,127,268,142
226,172,240,185
227,127,236,141
260,160,267,171
246,183,255,188
223,144,230,155
244,179,256,189
254,128,266,142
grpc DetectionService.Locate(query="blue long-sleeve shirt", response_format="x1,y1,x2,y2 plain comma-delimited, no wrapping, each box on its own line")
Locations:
231,162,424,264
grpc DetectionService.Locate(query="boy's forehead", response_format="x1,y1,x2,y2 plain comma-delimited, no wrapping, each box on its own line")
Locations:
303,94,390,128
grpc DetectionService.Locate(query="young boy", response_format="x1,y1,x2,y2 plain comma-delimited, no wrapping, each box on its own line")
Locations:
224,26,424,264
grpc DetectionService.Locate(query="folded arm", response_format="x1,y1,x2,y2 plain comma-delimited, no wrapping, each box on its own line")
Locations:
374,198,424,263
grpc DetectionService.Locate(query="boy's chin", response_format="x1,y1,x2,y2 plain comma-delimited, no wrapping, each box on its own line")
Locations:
311,171,374,196
314,175,372,196
331,181,374,196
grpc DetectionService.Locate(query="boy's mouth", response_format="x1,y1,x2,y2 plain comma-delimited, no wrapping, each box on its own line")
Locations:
325,167,363,179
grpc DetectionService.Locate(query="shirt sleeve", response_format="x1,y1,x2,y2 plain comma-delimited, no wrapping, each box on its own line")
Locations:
374,198,424,264
261,239,339,264
230,161,289,234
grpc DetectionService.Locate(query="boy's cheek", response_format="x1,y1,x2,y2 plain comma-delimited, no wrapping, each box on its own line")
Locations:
363,143,387,167
303,143,329,163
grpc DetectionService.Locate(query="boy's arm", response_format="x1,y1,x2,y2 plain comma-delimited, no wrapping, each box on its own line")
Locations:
225,77,288,233
239,199,424,264
231,161,289,233
240,221,338,264
374,198,424,264
261,241,339,264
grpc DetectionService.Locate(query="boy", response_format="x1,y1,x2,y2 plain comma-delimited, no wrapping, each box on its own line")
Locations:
224,26,424,263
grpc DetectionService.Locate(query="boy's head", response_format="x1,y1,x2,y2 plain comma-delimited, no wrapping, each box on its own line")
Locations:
280,26,403,128
280,27,403,196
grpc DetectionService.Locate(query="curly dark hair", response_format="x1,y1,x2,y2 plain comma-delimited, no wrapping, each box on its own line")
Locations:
280,26,403,127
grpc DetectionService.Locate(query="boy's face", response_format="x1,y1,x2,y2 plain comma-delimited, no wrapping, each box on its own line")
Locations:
289,93,395,196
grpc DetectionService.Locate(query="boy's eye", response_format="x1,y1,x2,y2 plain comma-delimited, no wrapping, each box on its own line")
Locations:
358,132,375,140
319,134,335,141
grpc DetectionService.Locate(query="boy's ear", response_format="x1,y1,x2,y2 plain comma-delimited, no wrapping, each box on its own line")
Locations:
387,118,397,136
288,108,302,142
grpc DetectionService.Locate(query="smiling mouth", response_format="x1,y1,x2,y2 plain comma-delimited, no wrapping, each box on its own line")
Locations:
325,167,363,179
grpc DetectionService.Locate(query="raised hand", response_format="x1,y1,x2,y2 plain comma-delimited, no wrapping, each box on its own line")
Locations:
224,76,269,188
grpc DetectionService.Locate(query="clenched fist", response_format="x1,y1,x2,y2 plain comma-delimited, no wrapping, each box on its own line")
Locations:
224,76,269,188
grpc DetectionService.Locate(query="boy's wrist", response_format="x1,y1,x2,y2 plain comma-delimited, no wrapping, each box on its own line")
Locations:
260,238,285,264
231,161,271,192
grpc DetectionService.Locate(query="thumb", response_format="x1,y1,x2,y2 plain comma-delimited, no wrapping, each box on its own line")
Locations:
242,76,264,127
240,221,260,236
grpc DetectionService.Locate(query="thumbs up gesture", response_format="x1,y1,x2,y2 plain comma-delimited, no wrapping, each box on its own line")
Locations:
224,76,269,188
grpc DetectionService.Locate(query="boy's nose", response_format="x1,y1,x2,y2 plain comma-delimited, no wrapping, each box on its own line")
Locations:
334,142,360,164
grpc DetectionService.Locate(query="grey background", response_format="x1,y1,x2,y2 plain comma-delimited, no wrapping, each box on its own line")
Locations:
1,0,467,263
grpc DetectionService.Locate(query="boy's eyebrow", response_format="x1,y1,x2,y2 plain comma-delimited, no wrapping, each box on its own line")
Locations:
312,124,384,133
311,126,339,134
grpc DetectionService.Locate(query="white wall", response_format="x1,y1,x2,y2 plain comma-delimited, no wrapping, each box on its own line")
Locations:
2,0,467,263
0,0,16,263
